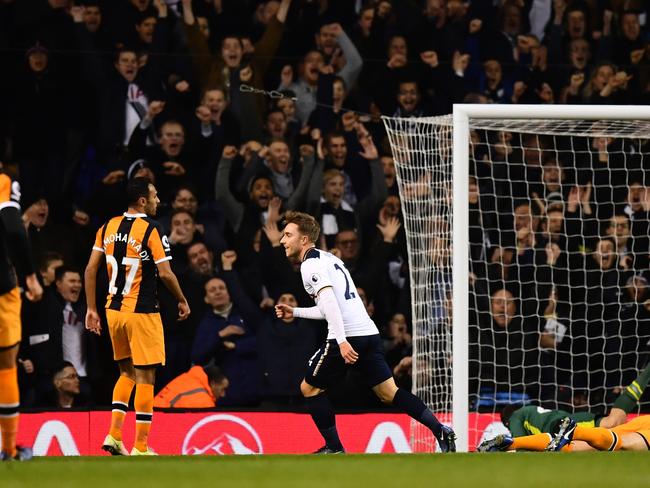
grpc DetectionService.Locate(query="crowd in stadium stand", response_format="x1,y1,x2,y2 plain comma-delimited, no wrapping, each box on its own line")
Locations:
1,0,649,410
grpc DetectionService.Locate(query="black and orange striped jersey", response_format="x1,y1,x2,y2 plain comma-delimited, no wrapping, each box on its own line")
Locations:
93,212,172,313
0,173,34,294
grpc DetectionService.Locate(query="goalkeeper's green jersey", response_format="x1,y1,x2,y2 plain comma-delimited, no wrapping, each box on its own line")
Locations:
508,406,598,437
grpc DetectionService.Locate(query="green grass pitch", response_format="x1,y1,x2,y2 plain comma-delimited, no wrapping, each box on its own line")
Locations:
2,453,650,488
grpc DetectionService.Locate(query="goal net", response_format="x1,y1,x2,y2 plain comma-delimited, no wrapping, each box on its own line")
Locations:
383,105,650,453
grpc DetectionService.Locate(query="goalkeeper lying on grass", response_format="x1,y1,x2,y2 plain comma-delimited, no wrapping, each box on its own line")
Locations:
478,362,650,452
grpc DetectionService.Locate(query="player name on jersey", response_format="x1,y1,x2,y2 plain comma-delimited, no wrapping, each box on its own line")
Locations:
103,232,151,261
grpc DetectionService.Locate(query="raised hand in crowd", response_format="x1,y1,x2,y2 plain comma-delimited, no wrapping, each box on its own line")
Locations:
221,250,238,271
393,356,412,378
267,196,282,224
568,72,585,96
553,0,566,25
642,187,650,212
601,71,632,98
163,162,185,176
48,0,68,9
153,0,168,17
469,19,482,34
299,144,315,161
567,182,592,214
512,81,527,103
356,123,378,160
387,53,407,69
223,145,238,160
262,218,283,247
145,100,166,124
70,5,85,23
102,170,126,185
377,216,401,244
452,51,470,76
73,209,90,226
239,141,264,165
240,66,253,83
341,111,357,132
195,105,212,125
420,51,439,69
182,0,195,24
602,9,613,38
532,45,548,72
280,65,293,87
175,80,190,93
631,48,645,65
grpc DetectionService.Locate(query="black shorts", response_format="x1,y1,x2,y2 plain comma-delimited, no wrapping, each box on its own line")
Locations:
304,334,393,390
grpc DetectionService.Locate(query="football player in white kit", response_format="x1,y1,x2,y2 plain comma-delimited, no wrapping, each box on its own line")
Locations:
275,211,456,453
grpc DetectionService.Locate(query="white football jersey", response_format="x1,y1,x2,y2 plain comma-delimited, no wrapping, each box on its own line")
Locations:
300,248,379,339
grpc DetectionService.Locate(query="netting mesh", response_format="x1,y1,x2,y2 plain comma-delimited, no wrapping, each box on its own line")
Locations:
383,114,650,452
383,117,454,452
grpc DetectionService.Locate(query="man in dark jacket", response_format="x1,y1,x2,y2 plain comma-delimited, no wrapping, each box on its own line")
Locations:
23,266,96,405
258,292,319,408
191,251,263,406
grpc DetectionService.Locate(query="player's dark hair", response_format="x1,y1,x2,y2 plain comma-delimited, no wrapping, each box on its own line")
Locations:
54,265,80,283
127,176,152,206
204,365,227,385
283,211,320,243
500,404,522,427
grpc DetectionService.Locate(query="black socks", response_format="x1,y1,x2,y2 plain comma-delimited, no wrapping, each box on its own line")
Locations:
305,394,343,450
393,388,443,438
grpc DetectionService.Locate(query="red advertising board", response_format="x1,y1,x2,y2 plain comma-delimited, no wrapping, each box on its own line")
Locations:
16,412,502,455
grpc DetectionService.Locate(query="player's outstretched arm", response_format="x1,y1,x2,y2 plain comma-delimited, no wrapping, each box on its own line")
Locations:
157,260,190,320
290,305,325,320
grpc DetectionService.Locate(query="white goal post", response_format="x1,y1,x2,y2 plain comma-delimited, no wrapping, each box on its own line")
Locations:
384,104,650,453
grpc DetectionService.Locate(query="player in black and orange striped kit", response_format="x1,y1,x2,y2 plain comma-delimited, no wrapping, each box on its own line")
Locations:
84,177,190,455
0,170,43,461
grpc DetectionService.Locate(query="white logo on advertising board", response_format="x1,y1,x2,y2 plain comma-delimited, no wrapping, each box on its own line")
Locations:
365,422,412,453
182,414,263,455
33,420,80,456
